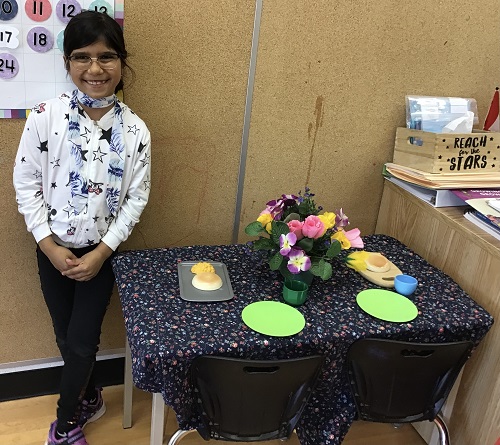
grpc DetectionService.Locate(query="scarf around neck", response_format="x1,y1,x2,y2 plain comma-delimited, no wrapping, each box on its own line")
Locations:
68,89,125,217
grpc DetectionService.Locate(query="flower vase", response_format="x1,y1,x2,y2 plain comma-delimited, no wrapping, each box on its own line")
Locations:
279,263,314,286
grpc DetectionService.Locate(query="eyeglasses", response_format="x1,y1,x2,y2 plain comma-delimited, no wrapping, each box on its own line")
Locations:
68,53,121,71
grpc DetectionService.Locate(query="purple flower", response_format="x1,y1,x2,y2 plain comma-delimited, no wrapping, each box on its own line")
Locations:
266,194,298,219
287,248,311,273
335,208,349,228
279,232,297,255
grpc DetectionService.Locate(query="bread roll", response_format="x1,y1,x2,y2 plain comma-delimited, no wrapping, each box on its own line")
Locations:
192,272,223,291
365,253,391,273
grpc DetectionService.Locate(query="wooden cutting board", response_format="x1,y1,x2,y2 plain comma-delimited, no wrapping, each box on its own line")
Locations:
357,253,402,288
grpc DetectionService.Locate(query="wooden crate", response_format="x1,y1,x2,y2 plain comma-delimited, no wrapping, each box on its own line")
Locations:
393,127,500,173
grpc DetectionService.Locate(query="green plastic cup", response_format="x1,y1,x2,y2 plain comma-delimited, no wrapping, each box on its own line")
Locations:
282,279,309,306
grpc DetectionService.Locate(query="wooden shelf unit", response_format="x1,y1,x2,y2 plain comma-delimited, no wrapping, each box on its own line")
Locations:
376,180,500,445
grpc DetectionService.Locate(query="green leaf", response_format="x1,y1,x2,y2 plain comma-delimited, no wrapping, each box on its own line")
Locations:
270,221,289,244
309,258,322,276
269,252,284,270
283,212,301,223
298,200,318,216
297,237,314,252
252,238,275,250
245,221,265,236
316,259,333,280
326,239,341,258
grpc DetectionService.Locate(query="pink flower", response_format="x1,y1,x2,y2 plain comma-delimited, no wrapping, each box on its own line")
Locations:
301,215,325,239
344,228,364,248
287,220,304,240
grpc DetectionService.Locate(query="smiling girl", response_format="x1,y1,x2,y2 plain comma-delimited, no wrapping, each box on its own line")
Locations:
13,10,151,445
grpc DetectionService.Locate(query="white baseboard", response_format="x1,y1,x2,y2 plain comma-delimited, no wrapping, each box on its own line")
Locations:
0,348,125,375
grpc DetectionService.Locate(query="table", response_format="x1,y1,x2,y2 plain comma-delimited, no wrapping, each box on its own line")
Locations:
112,234,493,445
376,180,500,445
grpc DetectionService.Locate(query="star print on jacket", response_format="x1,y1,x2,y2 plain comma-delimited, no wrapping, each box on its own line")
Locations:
38,141,48,153
127,124,139,135
99,127,112,144
63,201,78,218
13,91,152,251
140,154,150,168
81,127,92,143
93,147,106,162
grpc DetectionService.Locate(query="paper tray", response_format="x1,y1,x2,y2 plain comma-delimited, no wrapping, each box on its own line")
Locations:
177,261,234,302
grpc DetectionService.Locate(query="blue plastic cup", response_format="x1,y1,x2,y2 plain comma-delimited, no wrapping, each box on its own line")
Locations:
394,274,418,296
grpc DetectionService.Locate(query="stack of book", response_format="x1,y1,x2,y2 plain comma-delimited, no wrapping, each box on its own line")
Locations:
384,163,500,190
451,189,500,241
383,163,500,240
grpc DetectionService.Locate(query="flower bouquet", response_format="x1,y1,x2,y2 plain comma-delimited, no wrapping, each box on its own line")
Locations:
244,188,363,281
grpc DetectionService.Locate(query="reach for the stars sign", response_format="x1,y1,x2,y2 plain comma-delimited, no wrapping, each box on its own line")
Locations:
0,0,124,118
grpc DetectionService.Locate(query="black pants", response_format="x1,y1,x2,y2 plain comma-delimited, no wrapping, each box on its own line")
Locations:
36,244,115,426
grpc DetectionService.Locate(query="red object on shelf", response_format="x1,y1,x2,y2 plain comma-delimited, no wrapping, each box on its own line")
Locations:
484,87,500,132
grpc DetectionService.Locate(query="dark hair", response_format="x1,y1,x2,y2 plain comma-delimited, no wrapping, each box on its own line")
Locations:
63,10,133,92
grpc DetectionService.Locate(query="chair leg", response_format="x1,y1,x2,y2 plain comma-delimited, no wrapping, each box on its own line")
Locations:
433,413,451,445
167,429,196,445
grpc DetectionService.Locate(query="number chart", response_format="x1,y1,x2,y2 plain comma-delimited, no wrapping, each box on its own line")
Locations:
0,0,124,118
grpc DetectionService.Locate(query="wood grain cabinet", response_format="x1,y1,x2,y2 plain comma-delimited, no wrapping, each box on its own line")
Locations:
375,180,500,445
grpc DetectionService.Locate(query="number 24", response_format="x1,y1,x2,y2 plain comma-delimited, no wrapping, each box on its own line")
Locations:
0,58,16,73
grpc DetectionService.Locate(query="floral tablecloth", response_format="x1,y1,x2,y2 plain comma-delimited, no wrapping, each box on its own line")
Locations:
112,234,494,445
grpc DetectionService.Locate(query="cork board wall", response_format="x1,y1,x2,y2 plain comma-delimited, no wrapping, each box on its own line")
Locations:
1,0,499,363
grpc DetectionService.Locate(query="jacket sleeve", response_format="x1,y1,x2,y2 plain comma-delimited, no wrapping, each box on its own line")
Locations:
101,127,152,251
12,112,52,242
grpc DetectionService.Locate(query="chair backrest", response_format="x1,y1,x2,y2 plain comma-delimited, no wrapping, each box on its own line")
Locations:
190,354,324,442
347,338,474,424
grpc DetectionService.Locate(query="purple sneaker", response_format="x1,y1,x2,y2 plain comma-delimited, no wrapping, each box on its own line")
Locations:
44,420,88,445
77,387,106,429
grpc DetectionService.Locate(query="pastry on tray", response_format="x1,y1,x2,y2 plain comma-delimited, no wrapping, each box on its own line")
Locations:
192,271,223,291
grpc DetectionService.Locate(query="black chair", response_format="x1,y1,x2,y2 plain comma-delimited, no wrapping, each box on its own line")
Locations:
346,338,474,445
167,354,324,444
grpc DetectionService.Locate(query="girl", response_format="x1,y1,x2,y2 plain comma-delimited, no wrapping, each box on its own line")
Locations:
13,10,151,445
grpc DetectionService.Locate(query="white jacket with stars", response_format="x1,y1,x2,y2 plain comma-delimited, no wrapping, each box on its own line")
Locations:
13,92,151,251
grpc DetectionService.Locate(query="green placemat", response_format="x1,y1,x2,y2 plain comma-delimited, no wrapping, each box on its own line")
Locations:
242,301,305,336
356,289,418,322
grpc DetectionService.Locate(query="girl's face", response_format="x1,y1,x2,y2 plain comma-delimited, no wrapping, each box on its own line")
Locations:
66,40,122,99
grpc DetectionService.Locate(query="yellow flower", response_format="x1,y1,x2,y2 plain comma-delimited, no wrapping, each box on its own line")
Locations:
345,250,370,271
257,212,273,234
318,212,336,230
331,230,351,250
